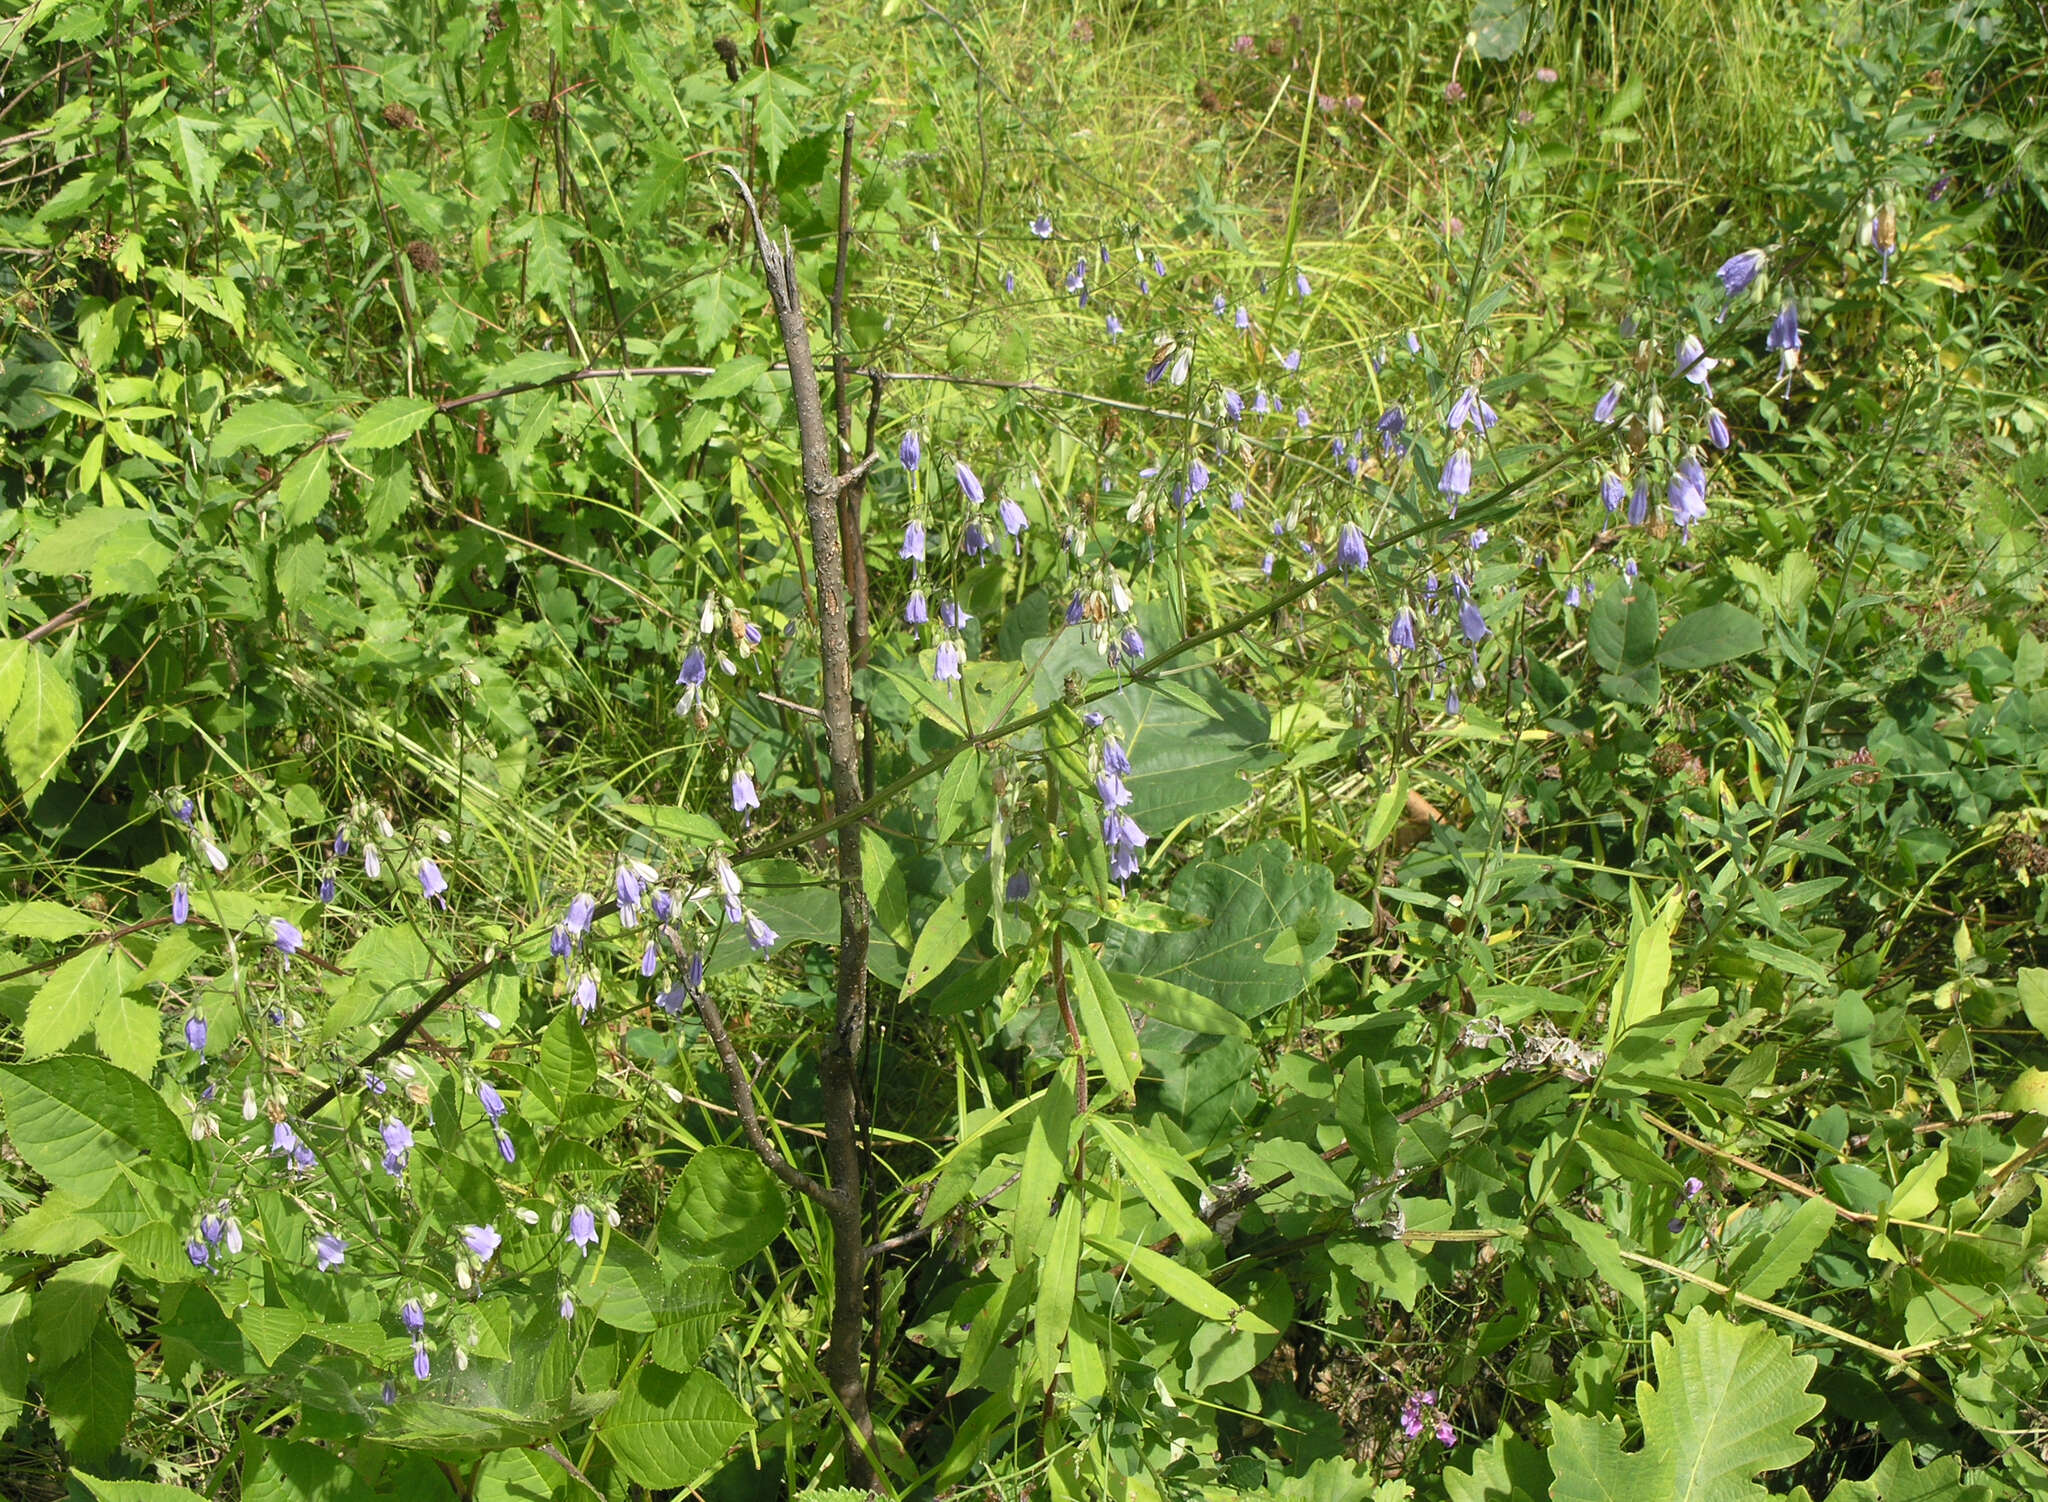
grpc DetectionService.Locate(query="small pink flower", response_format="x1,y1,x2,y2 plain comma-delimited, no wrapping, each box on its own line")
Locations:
1534,67,1558,83
1444,80,1466,103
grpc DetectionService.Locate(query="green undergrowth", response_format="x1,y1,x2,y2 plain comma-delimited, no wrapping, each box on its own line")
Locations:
1,0,2047,1498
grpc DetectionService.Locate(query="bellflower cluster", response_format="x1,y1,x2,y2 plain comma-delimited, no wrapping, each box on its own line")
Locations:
1098,736,1148,884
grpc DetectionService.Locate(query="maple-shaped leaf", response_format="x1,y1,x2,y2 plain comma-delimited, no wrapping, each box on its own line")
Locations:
1546,1309,1824,1502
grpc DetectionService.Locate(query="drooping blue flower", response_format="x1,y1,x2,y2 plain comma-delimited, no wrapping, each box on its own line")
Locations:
1212,292,1227,317
1187,458,1210,496
1119,626,1146,661
1768,300,1801,377
314,1232,347,1271
934,640,964,682
899,431,921,472
1220,388,1243,422
1676,333,1715,389
1628,475,1650,527
187,1239,210,1269
1003,269,1016,293
1594,383,1623,424
1295,406,1311,430
573,973,599,1017
479,1081,507,1123
1566,582,1582,608
173,796,195,825
731,768,759,818
1377,405,1407,456
997,497,1029,548
201,1213,224,1245
1294,270,1312,298
568,1205,599,1254
1459,600,1490,644
939,599,966,630
1446,686,1462,715
497,1130,516,1164
1031,214,1053,239
171,881,190,926
954,461,983,506
900,522,926,574
746,912,778,951
1261,552,1275,576
185,1014,207,1054
1105,312,1122,341
676,647,707,688
564,892,597,938
1334,523,1369,572
1229,490,1246,513
1235,305,1250,331
1102,810,1148,883
1439,450,1472,498
1280,348,1301,373
904,589,928,628
318,875,335,903
363,844,382,879
1446,386,1499,433
1715,248,1766,300
1252,389,1271,415
1668,456,1709,540
272,917,303,965
418,858,448,908
640,939,659,977
380,1118,413,1177
1707,408,1730,450
1389,609,1416,653
1005,870,1031,902
1601,471,1625,513
962,518,992,559
402,1299,425,1334
462,1223,501,1263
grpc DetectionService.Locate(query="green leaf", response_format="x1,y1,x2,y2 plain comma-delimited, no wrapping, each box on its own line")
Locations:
1590,580,1661,673
276,447,332,528
2017,968,2048,1040
692,355,769,402
507,213,584,306
1545,1308,1823,1502
1551,1209,1646,1312
0,1054,193,1203
1658,605,1765,671
1469,0,1531,59
1086,1117,1214,1252
1607,885,1679,1048
1107,969,1252,1039
6,644,80,799
658,1146,788,1268
537,1007,597,1100
648,1263,738,1373
1100,842,1362,1019
902,866,986,998
1033,1194,1083,1386
1088,1236,1270,1329
1729,1197,1836,1303
42,1311,134,1467
342,396,436,455
1066,943,1141,1100
0,901,100,940
211,400,323,457
598,1366,751,1490
236,1305,311,1367
34,1251,123,1365
1822,1440,1986,1501
24,946,122,1057
76,1476,210,1502
0,1290,29,1437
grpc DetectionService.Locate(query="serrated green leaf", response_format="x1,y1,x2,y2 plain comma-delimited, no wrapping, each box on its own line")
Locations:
24,946,121,1058
34,1251,123,1365
0,900,100,941
75,1475,209,1502
692,355,769,402
6,645,80,799
276,447,332,527
658,1147,788,1268
0,1054,192,1202
597,1366,751,1489
342,397,435,454
211,400,323,457
94,993,160,1079
43,1312,134,1467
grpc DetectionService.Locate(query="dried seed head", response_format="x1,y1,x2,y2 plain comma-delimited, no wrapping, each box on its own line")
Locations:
381,103,421,131
405,240,442,276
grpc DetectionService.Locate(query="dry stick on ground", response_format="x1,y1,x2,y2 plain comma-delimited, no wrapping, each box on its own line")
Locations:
717,163,883,1491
